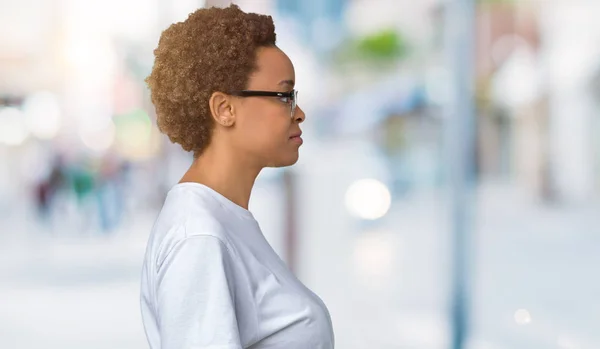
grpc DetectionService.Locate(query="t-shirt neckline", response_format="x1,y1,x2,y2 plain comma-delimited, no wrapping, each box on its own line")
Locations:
174,182,255,220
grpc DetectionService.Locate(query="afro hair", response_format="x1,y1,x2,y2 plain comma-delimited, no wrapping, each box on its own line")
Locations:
146,4,276,157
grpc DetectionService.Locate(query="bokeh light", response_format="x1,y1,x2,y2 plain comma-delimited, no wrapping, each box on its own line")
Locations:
514,309,532,325
22,91,62,140
79,120,116,153
0,107,29,146
345,178,392,220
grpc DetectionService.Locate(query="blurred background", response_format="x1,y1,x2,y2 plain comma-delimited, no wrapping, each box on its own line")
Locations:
1,0,600,348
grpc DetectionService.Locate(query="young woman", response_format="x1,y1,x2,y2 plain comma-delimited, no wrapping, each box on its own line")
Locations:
140,5,334,348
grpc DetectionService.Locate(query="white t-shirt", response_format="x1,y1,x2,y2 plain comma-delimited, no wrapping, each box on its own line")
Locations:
140,182,335,349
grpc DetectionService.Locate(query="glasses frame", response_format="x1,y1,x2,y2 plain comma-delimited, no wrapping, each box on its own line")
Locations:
230,89,298,118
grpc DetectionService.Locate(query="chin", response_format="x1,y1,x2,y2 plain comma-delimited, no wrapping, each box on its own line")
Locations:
268,152,300,168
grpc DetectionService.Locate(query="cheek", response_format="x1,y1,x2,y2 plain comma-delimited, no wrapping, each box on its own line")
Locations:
242,107,290,147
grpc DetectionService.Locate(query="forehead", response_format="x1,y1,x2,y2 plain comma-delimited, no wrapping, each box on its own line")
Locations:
248,46,295,88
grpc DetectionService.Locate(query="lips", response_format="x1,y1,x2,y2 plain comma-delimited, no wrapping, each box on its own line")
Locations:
289,132,303,145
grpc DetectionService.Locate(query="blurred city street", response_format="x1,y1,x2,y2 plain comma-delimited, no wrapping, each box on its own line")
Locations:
2,0,600,348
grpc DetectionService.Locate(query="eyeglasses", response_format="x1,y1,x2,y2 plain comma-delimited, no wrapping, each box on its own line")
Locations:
230,89,298,118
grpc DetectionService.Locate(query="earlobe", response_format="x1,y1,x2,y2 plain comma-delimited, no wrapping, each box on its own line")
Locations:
220,118,233,127
220,106,235,127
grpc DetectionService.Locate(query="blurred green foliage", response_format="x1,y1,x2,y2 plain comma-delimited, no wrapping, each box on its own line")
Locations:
333,28,409,66
356,29,407,60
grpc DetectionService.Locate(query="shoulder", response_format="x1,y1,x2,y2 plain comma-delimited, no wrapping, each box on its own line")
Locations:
151,185,235,267
158,184,231,233
153,219,235,273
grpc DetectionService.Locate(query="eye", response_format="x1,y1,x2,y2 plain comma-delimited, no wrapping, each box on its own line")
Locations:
278,96,291,103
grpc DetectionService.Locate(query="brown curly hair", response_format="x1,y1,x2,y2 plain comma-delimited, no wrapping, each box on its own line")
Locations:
146,4,276,157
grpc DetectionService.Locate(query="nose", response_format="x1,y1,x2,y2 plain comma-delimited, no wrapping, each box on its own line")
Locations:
294,105,305,123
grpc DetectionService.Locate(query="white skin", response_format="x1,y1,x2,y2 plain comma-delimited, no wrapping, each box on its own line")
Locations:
180,46,305,209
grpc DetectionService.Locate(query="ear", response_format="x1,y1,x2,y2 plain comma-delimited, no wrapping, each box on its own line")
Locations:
209,91,236,127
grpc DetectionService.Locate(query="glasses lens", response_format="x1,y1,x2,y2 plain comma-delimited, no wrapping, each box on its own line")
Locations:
291,90,297,117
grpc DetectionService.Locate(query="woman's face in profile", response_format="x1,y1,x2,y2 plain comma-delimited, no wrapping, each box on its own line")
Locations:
230,46,306,168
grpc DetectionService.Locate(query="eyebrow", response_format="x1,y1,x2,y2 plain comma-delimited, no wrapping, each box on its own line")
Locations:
278,79,295,87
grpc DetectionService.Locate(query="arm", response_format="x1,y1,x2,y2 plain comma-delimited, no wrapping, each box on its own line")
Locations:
156,235,243,349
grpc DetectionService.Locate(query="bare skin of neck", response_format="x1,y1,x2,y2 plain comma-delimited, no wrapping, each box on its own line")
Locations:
179,140,261,210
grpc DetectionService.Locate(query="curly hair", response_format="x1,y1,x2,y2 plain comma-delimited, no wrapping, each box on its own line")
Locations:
146,4,277,157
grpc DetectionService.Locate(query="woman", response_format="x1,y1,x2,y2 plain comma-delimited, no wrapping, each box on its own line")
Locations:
140,4,335,349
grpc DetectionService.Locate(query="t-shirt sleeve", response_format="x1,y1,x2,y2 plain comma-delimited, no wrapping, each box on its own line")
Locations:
156,234,243,349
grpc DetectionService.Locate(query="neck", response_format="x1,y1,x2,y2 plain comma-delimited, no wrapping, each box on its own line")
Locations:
180,143,261,210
